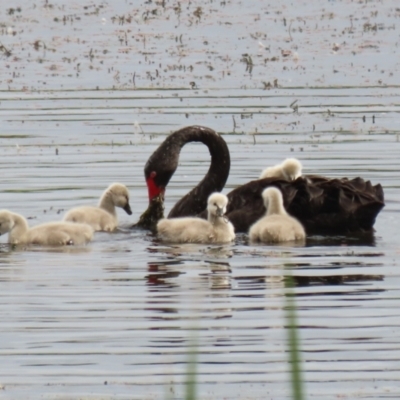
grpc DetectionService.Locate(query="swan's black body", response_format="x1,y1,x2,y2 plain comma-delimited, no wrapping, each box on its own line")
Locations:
225,175,384,234
138,125,384,234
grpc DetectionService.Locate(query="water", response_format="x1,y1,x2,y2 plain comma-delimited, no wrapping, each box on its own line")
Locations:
0,0,400,399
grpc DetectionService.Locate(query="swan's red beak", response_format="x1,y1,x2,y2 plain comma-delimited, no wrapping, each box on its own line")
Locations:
146,174,165,201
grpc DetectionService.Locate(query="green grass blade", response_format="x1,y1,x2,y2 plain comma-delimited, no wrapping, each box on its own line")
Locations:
185,330,198,400
285,275,305,400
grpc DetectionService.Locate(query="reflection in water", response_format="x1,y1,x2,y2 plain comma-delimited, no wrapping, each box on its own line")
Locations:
307,231,377,247
0,244,12,253
291,274,384,288
147,241,386,304
145,263,181,318
203,262,233,320
149,242,234,261
145,260,235,323
0,242,92,254
23,246,93,254
205,262,232,291
146,262,183,289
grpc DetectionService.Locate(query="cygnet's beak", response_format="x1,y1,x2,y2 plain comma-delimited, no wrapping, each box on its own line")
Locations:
216,206,225,217
124,203,133,215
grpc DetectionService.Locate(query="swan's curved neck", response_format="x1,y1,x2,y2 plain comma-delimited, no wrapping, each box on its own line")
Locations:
144,126,230,218
99,191,116,216
8,212,29,244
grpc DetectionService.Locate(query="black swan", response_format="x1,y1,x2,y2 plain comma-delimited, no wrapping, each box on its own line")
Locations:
134,125,229,229
135,125,384,235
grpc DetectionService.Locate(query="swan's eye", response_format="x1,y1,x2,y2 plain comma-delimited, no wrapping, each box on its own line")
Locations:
150,171,157,179
214,203,217,206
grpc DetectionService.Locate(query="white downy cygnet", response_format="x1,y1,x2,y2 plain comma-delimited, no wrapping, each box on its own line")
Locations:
0,210,94,246
249,187,305,243
259,158,302,181
64,183,132,232
157,192,235,244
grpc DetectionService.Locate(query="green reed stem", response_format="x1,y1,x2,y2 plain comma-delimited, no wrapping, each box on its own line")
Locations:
285,275,305,400
184,330,198,400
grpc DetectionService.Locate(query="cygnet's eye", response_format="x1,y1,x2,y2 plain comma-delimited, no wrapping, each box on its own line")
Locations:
214,203,217,206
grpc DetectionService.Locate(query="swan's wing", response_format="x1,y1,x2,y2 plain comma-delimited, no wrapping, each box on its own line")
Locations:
294,176,384,234
226,175,384,234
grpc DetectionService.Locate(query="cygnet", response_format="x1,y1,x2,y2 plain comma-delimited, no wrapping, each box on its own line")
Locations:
64,183,132,231
0,210,94,246
249,187,305,243
157,192,235,244
259,158,302,181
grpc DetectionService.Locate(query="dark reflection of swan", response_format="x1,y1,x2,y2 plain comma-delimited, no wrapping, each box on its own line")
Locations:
292,273,383,288
136,125,384,235
306,234,379,247
233,273,384,299
145,263,182,318
145,262,183,289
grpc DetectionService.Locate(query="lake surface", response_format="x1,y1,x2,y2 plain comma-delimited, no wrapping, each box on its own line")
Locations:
0,0,400,399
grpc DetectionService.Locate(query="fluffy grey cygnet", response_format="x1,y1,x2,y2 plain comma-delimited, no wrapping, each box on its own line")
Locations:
64,183,132,232
259,158,302,181
157,192,235,244
0,210,94,246
249,187,305,243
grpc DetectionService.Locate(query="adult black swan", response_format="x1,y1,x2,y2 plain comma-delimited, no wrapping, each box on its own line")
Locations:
134,125,229,229
135,125,384,234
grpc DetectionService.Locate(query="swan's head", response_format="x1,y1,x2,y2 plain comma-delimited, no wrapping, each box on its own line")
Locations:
144,137,181,201
0,210,15,235
207,192,228,217
107,183,132,215
282,158,302,180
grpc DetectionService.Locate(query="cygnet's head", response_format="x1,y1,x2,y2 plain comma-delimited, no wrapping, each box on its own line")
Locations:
0,210,15,235
207,193,228,217
262,187,283,209
282,158,302,181
107,183,132,215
